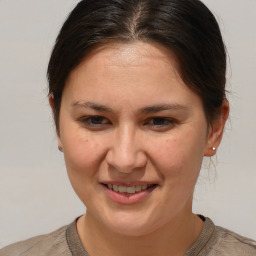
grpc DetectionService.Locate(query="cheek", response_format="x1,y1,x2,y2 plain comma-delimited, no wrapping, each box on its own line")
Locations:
61,131,109,203
61,129,107,178
150,130,206,179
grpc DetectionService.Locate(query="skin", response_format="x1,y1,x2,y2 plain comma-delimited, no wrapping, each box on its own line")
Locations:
50,41,229,256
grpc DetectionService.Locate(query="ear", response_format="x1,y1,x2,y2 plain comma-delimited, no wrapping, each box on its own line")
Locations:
48,94,63,152
48,93,55,110
204,100,229,156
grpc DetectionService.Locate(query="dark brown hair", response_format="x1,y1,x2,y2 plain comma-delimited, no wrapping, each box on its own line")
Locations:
48,0,227,131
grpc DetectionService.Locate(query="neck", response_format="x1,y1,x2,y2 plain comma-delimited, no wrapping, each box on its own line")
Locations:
77,211,204,256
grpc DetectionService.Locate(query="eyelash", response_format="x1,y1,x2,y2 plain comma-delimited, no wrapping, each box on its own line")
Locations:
144,117,175,128
79,116,110,127
78,116,176,130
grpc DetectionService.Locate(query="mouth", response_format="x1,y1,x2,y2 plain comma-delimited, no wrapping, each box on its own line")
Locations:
102,183,157,194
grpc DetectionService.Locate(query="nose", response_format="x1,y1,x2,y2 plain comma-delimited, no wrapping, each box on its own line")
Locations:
106,126,147,174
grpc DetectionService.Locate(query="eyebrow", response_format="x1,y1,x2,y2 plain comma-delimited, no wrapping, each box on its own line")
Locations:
139,104,188,114
72,101,114,112
72,101,188,114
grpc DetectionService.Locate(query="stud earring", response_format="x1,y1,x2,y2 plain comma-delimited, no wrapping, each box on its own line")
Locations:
212,147,216,151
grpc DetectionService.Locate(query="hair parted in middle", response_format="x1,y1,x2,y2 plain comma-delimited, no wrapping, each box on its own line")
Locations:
48,0,227,131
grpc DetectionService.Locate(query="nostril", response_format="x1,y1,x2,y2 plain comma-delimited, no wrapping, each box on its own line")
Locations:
106,148,147,174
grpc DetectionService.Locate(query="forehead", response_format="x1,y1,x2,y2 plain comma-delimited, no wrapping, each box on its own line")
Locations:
63,41,203,113
85,41,179,68
65,41,183,90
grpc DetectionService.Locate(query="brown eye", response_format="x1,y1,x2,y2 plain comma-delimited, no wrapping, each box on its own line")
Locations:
88,116,105,124
80,116,111,128
152,117,172,126
145,117,175,130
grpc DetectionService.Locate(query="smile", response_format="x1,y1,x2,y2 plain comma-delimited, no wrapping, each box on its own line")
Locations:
102,184,156,194
101,183,158,204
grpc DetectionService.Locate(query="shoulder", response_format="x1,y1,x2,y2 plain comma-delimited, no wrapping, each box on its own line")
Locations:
0,225,71,256
188,216,256,256
205,224,256,256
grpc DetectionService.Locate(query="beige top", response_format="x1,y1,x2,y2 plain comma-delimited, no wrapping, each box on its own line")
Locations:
1,217,256,256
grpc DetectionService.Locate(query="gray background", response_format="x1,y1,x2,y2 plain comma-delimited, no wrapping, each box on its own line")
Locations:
0,0,255,248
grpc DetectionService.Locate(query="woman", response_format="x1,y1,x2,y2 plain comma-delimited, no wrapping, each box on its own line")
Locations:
1,0,255,255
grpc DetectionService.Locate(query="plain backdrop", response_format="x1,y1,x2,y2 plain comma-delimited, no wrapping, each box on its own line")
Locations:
0,0,255,248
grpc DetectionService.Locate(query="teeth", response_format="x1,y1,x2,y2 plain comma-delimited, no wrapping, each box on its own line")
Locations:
126,186,136,194
118,186,126,193
135,185,142,192
113,185,119,192
106,184,154,194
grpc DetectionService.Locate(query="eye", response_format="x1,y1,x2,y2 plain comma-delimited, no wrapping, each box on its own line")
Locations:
144,117,175,130
79,116,111,128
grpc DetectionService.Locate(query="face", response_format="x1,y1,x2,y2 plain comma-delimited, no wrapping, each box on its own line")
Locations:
57,42,216,236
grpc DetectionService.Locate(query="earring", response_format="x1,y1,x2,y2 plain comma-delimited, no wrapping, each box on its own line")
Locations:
212,147,216,151
58,146,63,152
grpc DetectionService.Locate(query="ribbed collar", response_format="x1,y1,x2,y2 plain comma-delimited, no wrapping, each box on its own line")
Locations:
66,216,215,256
66,219,89,256
184,217,215,256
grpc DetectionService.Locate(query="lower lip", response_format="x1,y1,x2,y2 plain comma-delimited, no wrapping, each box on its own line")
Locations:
101,184,157,205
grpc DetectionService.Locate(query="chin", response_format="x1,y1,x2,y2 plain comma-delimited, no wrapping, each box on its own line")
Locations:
101,212,160,237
